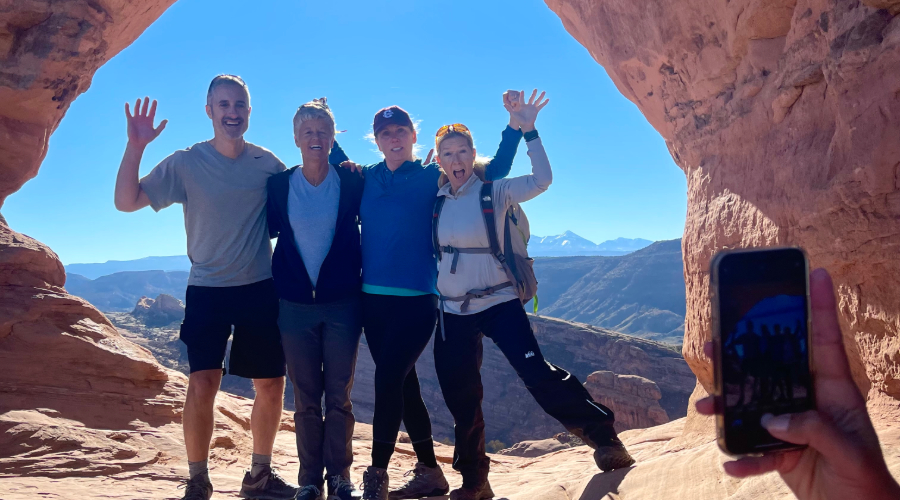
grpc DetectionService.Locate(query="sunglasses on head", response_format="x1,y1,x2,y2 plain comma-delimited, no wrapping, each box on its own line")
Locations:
435,123,471,139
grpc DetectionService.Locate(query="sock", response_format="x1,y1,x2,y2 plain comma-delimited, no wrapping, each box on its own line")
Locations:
188,459,209,480
251,453,272,477
412,438,438,468
372,441,394,469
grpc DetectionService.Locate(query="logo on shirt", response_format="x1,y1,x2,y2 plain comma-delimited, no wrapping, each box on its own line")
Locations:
483,196,491,202
383,109,394,118
525,351,535,359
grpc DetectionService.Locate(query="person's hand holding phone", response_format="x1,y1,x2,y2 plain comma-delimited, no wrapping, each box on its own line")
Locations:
697,268,900,500
504,90,521,130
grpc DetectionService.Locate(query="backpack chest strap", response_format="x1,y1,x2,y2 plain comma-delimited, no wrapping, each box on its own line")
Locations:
439,245,493,274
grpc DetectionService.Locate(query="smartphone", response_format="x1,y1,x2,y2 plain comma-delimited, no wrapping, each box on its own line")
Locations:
506,90,520,102
710,247,815,455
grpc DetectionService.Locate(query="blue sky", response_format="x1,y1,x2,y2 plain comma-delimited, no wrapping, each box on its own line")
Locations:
4,0,686,265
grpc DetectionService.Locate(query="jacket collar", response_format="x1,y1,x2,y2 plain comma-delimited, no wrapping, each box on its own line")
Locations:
437,172,481,199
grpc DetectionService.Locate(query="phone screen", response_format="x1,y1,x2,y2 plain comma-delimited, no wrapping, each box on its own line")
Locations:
714,248,814,454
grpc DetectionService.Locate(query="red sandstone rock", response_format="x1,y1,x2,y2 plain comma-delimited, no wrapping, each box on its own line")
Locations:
584,371,669,432
132,294,185,326
544,0,900,421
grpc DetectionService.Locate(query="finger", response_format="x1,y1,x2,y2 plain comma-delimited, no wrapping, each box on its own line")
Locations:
148,99,158,122
809,268,852,381
704,341,714,359
528,89,538,105
154,119,168,136
425,148,434,165
125,102,132,118
135,98,142,117
761,410,854,462
722,452,790,478
536,98,550,111
694,396,715,415
142,96,150,116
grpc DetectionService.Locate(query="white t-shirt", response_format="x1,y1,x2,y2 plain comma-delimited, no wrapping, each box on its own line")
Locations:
287,166,341,287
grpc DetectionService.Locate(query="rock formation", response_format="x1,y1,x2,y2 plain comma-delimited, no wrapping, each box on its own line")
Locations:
544,0,900,417
584,371,669,432
132,293,185,327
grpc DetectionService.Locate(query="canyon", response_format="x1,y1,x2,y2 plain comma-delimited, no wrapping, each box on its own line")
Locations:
1,0,900,498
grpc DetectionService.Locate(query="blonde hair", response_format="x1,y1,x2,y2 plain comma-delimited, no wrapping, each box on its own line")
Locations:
293,99,336,134
436,128,492,187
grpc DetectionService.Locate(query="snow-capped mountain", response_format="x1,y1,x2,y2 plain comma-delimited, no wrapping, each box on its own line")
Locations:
529,231,652,257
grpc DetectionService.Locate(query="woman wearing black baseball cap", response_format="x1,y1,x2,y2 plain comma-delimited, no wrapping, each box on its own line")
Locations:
327,94,523,500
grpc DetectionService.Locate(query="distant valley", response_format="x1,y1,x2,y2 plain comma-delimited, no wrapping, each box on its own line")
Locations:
529,232,652,257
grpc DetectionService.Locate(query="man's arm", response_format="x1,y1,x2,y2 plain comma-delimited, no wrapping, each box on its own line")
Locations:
114,97,167,212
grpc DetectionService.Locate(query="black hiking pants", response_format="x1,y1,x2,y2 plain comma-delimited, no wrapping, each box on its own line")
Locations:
434,299,619,486
362,293,437,459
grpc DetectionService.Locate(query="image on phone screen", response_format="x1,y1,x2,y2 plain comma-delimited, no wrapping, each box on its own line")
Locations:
715,249,814,454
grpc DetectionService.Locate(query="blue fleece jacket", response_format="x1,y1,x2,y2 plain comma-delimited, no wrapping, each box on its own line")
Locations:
329,125,522,295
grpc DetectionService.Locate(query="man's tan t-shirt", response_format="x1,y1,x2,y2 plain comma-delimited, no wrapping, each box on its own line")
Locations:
140,141,286,287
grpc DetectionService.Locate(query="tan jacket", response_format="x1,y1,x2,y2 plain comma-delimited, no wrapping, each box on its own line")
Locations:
435,137,551,315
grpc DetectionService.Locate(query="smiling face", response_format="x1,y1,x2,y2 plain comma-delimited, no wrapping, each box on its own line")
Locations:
438,135,476,192
375,124,416,165
294,117,335,164
206,83,250,139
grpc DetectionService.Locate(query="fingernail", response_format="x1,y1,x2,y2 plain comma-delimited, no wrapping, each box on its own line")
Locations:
761,413,790,432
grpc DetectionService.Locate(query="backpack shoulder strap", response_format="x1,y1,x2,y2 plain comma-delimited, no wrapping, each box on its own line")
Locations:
432,195,447,259
480,181,505,263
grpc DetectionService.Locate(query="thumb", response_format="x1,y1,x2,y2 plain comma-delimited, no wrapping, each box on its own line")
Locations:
154,119,168,137
762,411,851,463
425,148,434,164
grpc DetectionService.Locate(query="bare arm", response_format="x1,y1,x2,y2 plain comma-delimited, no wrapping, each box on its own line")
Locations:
114,97,167,212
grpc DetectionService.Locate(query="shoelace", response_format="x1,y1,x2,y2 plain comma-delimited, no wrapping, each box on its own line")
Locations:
176,477,211,500
361,471,384,497
330,476,354,492
298,485,322,496
400,466,427,488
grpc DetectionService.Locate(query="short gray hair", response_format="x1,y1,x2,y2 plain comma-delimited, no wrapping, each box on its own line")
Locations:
293,99,336,134
207,74,249,103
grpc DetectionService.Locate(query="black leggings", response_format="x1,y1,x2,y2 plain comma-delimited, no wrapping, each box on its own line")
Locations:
435,299,620,485
362,293,437,465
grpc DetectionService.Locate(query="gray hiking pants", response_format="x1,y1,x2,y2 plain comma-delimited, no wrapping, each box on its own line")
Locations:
278,296,362,487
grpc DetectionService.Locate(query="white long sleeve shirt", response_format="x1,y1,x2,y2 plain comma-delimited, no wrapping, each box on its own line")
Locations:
435,137,552,315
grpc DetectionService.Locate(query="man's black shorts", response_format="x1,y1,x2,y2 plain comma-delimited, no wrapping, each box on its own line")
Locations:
180,278,285,379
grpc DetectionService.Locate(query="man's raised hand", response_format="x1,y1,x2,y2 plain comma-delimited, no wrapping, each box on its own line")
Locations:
126,97,167,148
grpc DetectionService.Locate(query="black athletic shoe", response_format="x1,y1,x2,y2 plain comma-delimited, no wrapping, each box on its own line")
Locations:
179,474,213,500
239,468,299,500
327,474,362,500
296,484,326,500
593,444,636,471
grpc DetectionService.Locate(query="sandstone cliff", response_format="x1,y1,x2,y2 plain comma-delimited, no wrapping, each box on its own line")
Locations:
544,0,900,418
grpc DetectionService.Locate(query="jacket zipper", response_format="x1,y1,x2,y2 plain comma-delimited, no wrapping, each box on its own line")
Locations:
312,289,316,302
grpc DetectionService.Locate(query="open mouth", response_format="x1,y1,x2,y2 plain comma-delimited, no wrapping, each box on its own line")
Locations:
223,118,243,128
310,145,322,150
453,168,466,180
390,147,403,152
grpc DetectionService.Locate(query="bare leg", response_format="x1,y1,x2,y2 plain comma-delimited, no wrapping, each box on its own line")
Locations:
251,377,286,455
184,369,223,462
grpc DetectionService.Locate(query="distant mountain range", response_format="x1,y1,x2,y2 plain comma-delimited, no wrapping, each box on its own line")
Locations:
63,233,653,278
65,255,191,279
529,232,653,257
64,238,685,344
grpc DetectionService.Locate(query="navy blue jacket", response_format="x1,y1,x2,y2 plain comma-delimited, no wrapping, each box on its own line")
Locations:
267,165,364,304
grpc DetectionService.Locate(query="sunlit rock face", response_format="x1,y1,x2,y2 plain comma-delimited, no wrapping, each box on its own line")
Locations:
0,0,177,208
545,0,900,417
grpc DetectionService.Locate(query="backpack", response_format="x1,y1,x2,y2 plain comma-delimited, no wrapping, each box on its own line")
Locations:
432,180,539,313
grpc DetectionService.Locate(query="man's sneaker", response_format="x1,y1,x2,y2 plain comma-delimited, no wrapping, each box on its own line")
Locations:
327,474,362,500
360,466,389,500
449,480,494,500
388,462,449,499
297,484,326,500
593,444,636,472
238,468,299,500
179,473,213,500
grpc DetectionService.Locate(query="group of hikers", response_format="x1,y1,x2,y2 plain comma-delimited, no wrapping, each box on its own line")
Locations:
113,75,634,500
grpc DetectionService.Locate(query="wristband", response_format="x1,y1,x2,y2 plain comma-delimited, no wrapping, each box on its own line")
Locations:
524,129,540,142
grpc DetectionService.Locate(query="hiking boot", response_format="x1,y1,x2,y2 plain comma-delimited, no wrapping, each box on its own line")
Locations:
449,480,494,500
388,462,449,499
361,466,389,500
327,474,362,500
296,484,326,500
593,443,636,472
179,473,213,500
239,468,299,500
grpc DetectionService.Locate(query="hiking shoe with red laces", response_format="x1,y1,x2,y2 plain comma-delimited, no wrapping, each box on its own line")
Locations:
388,462,449,499
593,443,636,472
449,480,494,500
179,474,213,500
239,468,299,500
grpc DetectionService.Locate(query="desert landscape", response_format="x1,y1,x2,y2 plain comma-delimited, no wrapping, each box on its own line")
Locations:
2,0,900,499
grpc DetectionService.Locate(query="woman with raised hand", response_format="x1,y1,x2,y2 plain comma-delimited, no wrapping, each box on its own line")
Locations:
327,94,524,500
431,90,635,500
